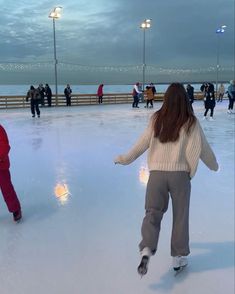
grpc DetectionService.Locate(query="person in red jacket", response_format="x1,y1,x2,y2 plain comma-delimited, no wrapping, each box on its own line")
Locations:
0,124,22,222
97,84,104,104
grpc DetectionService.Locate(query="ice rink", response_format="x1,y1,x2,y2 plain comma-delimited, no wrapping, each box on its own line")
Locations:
0,101,234,294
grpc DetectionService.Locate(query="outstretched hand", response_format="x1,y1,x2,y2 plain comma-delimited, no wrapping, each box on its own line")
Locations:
114,155,122,165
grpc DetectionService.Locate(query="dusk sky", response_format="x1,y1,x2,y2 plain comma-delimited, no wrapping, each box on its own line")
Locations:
0,0,234,84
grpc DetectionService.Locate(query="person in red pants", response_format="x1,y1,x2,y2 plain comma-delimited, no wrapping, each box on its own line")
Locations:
0,124,22,222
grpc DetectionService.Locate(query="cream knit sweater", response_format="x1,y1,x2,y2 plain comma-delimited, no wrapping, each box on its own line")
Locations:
115,118,218,178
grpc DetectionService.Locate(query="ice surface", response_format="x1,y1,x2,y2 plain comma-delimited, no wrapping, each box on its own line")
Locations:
0,101,234,294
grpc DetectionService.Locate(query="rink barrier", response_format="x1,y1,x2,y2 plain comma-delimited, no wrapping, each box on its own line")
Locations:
0,92,205,109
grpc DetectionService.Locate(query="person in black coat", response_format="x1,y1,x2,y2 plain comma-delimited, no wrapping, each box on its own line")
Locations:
45,84,52,107
186,84,194,104
203,83,216,120
186,84,194,112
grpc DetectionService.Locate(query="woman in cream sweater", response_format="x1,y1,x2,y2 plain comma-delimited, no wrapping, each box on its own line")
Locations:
114,83,218,276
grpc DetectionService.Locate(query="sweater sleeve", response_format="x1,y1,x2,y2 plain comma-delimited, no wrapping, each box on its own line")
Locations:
198,123,219,171
114,120,153,165
0,125,10,159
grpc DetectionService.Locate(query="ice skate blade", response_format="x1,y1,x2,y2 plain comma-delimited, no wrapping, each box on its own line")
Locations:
174,264,187,276
138,267,148,277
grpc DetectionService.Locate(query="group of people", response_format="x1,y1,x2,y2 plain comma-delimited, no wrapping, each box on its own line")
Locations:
131,80,235,121
132,82,156,108
65,83,104,105
200,80,235,119
25,80,235,120
132,82,193,110
26,84,52,118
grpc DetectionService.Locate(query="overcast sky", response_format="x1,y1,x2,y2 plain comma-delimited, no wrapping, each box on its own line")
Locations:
0,0,234,84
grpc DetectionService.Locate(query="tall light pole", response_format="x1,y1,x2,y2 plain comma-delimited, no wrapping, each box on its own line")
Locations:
49,6,62,106
140,19,151,92
215,25,226,98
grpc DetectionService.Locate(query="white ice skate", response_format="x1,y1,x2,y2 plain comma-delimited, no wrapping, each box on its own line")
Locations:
172,256,188,276
137,247,151,277
209,117,214,121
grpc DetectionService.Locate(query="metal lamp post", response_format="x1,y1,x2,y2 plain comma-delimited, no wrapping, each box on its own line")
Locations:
140,19,151,92
49,6,62,106
215,25,226,98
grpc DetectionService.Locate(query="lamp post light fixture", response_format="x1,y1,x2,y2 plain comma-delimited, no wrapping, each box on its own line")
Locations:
49,6,62,106
140,19,151,92
215,25,226,98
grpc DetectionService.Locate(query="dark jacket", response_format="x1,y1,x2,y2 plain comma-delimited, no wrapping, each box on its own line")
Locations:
204,83,215,109
187,85,194,103
26,88,40,101
64,87,72,97
45,86,52,97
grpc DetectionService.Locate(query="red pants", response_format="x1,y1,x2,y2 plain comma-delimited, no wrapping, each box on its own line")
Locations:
0,169,21,213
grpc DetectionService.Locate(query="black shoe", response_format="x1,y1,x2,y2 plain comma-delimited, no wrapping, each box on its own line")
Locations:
13,210,22,222
32,115,35,118
137,256,149,276
38,114,40,118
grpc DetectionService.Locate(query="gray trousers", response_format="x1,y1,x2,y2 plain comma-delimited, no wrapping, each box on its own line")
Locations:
139,171,191,257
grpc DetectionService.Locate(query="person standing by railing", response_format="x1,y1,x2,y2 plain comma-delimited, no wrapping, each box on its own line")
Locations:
97,84,104,104
0,124,22,222
45,84,52,107
64,84,72,106
26,86,41,118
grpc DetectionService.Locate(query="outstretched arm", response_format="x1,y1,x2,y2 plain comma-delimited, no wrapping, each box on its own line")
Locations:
198,124,219,171
114,121,153,165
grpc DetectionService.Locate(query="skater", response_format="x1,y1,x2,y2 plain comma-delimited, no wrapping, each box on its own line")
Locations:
38,84,45,106
0,124,22,222
97,84,104,104
26,86,41,118
64,84,72,106
149,83,156,97
45,84,52,107
217,83,225,102
186,84,194,112
144,86,154,108
114,83,218,276
203,83,216,120
132,82,142,108
227,80,235,114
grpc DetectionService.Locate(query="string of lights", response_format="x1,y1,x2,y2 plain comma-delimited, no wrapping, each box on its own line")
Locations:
0,61,233,74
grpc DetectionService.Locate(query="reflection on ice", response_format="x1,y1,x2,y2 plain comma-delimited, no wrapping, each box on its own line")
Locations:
54,183,70,205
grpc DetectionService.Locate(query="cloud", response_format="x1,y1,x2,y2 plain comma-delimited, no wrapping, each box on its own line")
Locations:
0,0,234,83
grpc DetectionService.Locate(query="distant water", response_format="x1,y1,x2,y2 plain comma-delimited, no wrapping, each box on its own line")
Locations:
0,83,229,96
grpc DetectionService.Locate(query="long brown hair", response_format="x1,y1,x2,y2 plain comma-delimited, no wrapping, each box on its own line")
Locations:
152,83,196,142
